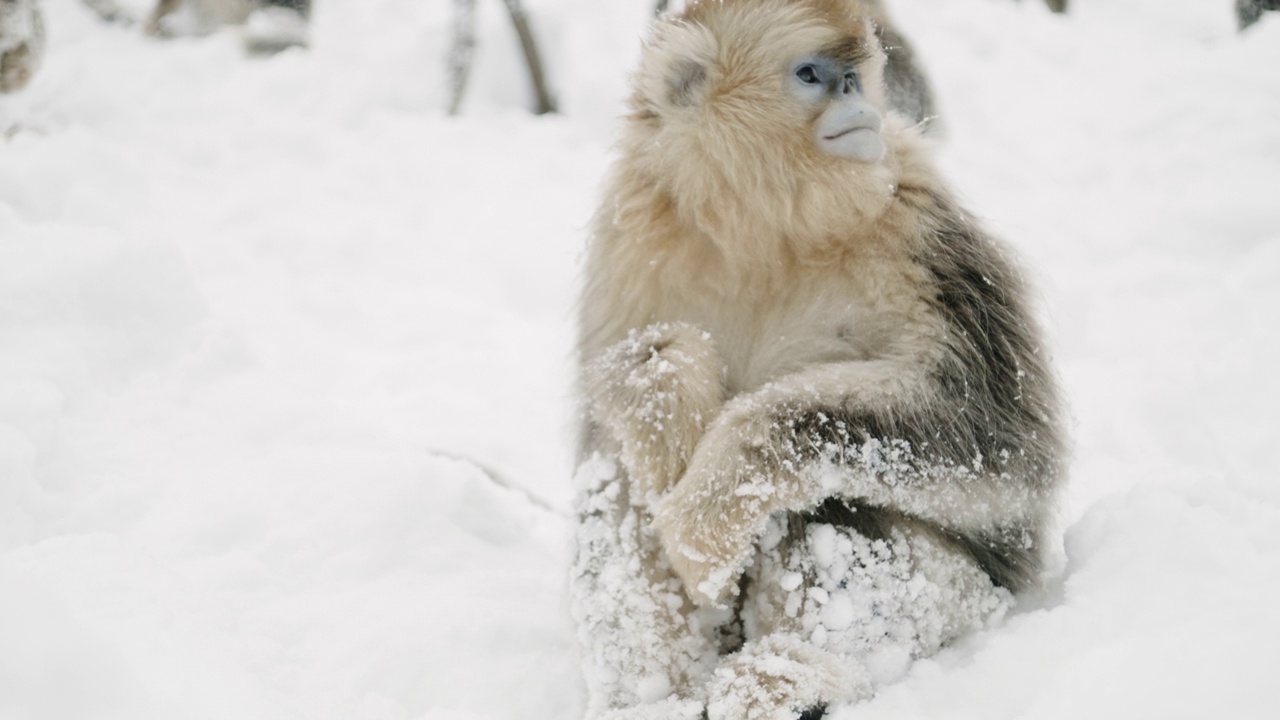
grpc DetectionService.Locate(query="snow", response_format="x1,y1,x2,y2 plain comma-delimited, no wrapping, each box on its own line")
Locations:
1,0,1278,719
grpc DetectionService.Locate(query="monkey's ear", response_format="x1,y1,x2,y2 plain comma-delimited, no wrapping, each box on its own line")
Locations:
666,59,708,107
635,18,718,115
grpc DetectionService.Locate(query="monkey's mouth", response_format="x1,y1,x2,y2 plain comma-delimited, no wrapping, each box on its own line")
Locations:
823,126,876,142
818,125,885,162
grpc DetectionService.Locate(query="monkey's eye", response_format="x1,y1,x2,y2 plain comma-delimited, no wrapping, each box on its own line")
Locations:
795,64,821,85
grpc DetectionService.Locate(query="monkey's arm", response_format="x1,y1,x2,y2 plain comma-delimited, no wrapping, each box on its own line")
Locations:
651,357,1058,607
574,324,728,711
583,322,725,506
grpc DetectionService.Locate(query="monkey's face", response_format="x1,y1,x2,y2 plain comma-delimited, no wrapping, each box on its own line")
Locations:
791,52,884,162
631,0,890,185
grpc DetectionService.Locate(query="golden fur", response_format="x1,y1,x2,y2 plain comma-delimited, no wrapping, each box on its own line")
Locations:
581,0,949,448
572,1,1065,716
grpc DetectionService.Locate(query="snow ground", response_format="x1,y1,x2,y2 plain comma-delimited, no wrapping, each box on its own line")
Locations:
1,1,1278,718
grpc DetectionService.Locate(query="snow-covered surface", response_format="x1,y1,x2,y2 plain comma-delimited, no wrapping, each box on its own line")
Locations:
1,1,1277,718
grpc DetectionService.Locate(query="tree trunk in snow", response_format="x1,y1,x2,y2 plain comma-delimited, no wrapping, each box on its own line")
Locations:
501,0,557,115
447,0,478,116
449,0,556,116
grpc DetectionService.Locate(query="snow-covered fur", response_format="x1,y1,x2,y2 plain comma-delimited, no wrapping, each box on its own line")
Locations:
571,1,1067,717
0,0,44,94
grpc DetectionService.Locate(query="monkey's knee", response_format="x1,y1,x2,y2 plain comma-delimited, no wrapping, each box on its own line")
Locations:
744,506,1011,680
585,322,725,499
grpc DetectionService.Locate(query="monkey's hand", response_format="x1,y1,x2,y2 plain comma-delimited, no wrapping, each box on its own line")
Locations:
585,322,726,504
650,359,940,607
652,357,1060,605
650,396,827,608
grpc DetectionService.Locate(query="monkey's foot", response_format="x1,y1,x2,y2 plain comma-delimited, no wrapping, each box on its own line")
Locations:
704,635,869,720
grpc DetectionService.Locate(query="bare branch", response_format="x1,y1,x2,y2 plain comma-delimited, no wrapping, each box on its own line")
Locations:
447,0,478,116
501,0,557,115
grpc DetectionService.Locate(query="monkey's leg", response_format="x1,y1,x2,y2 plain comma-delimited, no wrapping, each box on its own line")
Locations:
705,506,1010,720
570,455,722,720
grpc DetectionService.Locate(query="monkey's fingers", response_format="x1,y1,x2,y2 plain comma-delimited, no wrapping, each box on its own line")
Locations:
651,463,777,606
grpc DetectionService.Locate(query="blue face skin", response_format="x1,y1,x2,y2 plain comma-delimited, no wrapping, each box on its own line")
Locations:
793,57,863,97
791,56,885,162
